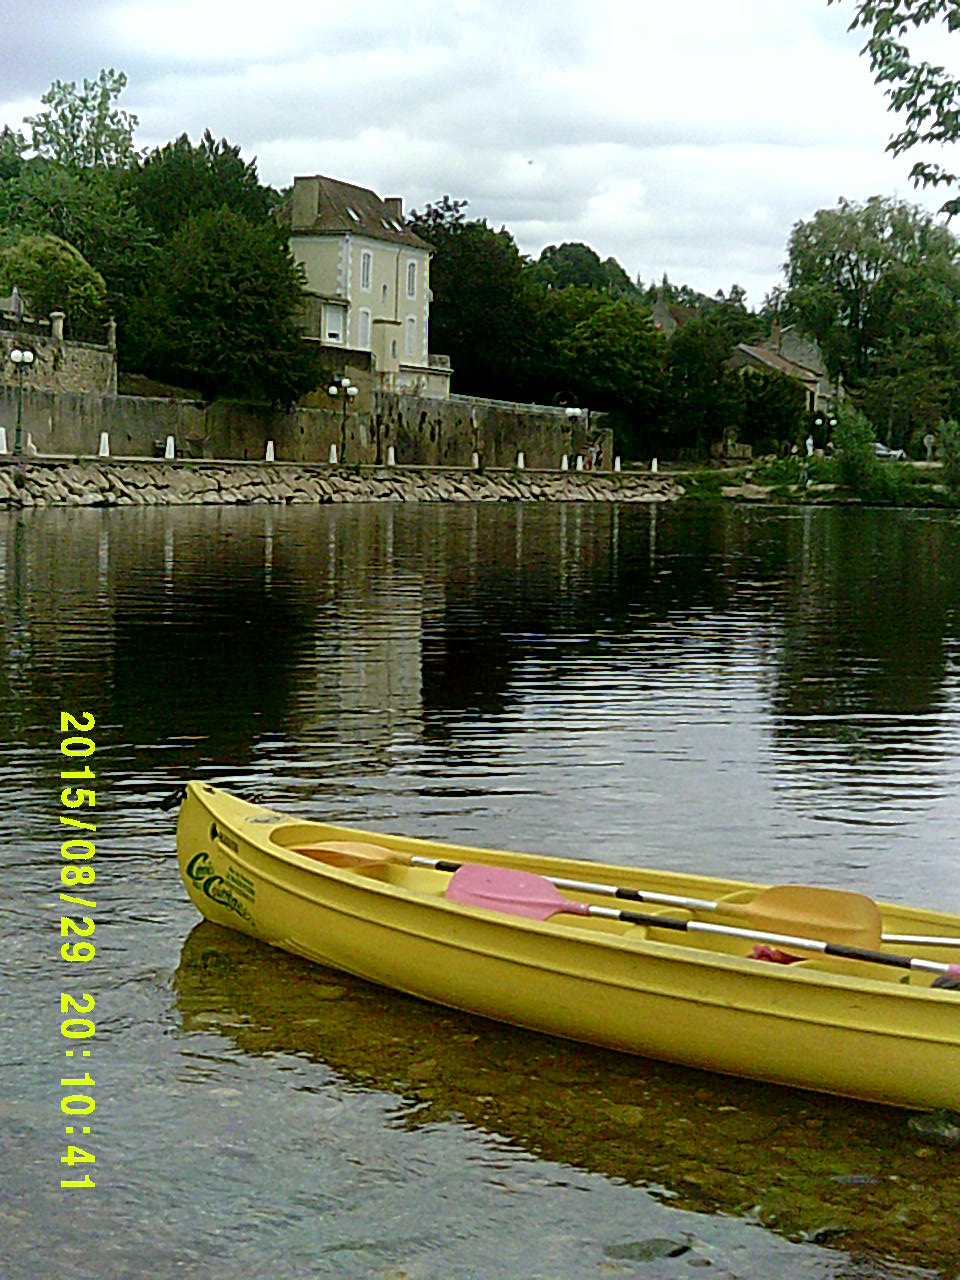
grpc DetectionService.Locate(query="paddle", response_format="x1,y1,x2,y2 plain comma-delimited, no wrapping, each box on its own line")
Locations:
293,840,883,947
444,864,960,983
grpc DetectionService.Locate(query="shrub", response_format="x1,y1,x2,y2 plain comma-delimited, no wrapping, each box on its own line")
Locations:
832,403,900,503
0,233,107,328
939,419,960,492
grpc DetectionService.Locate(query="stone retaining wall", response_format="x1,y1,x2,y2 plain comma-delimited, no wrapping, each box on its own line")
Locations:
0,459,681,508
1,332,116,396
2,386,612,469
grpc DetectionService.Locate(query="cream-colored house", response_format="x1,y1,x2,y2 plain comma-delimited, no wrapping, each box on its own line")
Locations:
286,174,450,397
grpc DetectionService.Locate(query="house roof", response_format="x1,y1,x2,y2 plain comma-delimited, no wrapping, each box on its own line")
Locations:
286,175,432,251
733,343,818,383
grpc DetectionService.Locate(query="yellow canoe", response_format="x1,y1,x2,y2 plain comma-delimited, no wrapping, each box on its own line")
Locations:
176,782,960,1111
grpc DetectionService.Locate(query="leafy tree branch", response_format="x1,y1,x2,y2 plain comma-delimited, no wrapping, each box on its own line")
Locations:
830,0,960,211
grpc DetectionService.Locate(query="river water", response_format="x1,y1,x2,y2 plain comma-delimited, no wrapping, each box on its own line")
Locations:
3,500,960,1279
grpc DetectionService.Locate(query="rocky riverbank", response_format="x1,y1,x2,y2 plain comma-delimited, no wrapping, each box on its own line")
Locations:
0,458,682,507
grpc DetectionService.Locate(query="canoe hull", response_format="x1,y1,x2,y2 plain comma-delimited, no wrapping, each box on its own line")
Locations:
177,783,960,1111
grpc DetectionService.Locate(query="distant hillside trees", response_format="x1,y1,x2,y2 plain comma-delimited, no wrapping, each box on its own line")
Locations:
410,199,668,452
530,241,642,299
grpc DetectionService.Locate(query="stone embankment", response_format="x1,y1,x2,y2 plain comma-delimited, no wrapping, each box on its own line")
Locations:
0,459,682,508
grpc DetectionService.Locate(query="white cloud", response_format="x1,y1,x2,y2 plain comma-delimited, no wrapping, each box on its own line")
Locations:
1,0,957,305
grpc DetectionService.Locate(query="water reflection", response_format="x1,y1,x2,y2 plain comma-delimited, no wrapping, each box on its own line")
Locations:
4,504,959,765
176,922,958,1277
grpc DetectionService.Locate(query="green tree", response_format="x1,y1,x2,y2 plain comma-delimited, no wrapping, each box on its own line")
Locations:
858,332,957,445
783,196,960,388
830,1,960,213
737,368,807,453
832,400,900,500
531,242,641,299
560,299,666,457
0,234,107,329
938,418,960,490
561,299,664,411
127,206,316,405
133,131,273,240
25,69,139,169
661,294,763,453
0,162,157,333
409,197,543,399
0,126,27,181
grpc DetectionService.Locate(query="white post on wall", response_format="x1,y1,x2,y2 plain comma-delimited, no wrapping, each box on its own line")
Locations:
614,457,621,472
164,435,176,459
329,443,338,464
516,451,525,469
387,445,396,466
561,454,569,471
0,428,7,454
265,440,275,462
651,458,658,473
98,432,110,457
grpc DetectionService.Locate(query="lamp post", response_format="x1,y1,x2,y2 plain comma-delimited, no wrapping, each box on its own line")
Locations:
9,347,35,456
564,404,596,467
327,375,359,464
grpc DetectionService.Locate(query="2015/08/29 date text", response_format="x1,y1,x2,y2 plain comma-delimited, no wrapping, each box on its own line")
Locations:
59,711,97,1189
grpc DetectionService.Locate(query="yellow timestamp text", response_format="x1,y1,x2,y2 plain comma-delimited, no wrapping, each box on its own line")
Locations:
59,711,97,1189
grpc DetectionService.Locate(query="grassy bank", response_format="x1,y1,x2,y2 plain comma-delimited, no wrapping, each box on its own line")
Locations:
674,455,959,509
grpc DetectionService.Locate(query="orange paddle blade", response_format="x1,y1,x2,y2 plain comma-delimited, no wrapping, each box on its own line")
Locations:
719,886,882,948
294,840,399,868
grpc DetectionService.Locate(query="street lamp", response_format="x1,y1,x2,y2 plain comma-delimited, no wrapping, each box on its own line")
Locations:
9,347,35,456
327,375,359,463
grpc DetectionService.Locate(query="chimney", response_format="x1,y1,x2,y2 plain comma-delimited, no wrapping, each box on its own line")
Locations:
291,176,320,229
384,196,403,220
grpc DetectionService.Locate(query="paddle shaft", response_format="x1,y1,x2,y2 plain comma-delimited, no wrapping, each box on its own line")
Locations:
295,845,958,951
403,855,942,948
411,856,819,914
586,907,959,975
444,865,960,979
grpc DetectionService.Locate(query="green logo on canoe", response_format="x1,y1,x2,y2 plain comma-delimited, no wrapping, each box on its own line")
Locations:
186,851,255,923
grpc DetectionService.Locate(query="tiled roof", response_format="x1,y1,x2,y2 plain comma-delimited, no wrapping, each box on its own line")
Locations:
734,344,818,382
286,175,432,251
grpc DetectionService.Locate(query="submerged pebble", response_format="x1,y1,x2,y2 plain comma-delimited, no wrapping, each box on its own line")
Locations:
907,1110,960,1149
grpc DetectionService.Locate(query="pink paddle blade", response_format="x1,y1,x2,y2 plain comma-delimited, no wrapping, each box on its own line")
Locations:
445,864,591,921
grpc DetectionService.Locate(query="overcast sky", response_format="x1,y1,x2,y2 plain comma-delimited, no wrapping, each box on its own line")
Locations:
2,0,957,306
